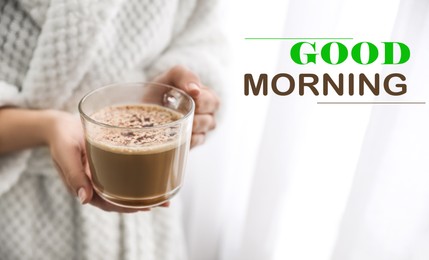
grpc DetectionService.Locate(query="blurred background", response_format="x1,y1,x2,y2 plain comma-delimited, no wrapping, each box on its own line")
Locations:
179,0,429,259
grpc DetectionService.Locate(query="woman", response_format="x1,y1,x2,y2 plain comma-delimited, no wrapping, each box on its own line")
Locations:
0,0,224,259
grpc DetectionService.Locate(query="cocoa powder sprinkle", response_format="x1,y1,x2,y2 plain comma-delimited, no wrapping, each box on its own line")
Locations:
89,104,183,147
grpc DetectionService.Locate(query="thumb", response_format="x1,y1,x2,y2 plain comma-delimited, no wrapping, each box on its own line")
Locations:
70,165,94,204
56,145,94,204
154,65,201,98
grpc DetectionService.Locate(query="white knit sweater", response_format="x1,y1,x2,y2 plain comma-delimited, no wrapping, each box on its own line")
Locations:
0,0,225,259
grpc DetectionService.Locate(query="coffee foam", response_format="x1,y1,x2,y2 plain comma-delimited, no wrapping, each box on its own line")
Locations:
87,104,186,154
92,104,182,128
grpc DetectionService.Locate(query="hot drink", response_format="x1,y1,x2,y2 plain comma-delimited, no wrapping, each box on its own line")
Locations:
79,83,194,209
85,104,187,207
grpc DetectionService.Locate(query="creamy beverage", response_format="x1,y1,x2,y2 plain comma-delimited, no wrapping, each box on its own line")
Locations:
85,104,186,207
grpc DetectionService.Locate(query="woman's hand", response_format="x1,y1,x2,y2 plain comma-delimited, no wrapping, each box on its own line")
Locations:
153,65,221,148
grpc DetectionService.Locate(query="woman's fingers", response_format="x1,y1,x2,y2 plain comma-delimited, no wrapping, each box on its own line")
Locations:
191,134,206,148
194,87,220,114
153,66,221,149
47,113,94,204
160,201,170,207
52,141,94,204
193,114,216,134
191,88,218,149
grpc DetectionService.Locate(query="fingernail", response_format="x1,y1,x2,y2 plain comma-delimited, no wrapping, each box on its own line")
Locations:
78,188,87,204
188,82,200,92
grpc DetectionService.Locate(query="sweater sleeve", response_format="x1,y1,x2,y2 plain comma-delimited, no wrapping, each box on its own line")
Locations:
0,81,32,196
145,0,227,96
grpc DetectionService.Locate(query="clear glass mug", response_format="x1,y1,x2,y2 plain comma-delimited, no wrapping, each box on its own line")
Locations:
78,82,194,208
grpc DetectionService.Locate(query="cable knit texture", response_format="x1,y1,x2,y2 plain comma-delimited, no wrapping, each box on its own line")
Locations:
0,0,225,259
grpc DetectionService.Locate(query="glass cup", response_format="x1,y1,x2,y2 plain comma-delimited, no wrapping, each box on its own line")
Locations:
78,82,194,208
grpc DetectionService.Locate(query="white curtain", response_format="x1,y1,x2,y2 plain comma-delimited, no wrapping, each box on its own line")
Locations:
180,0,429,260
332,1,429,259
